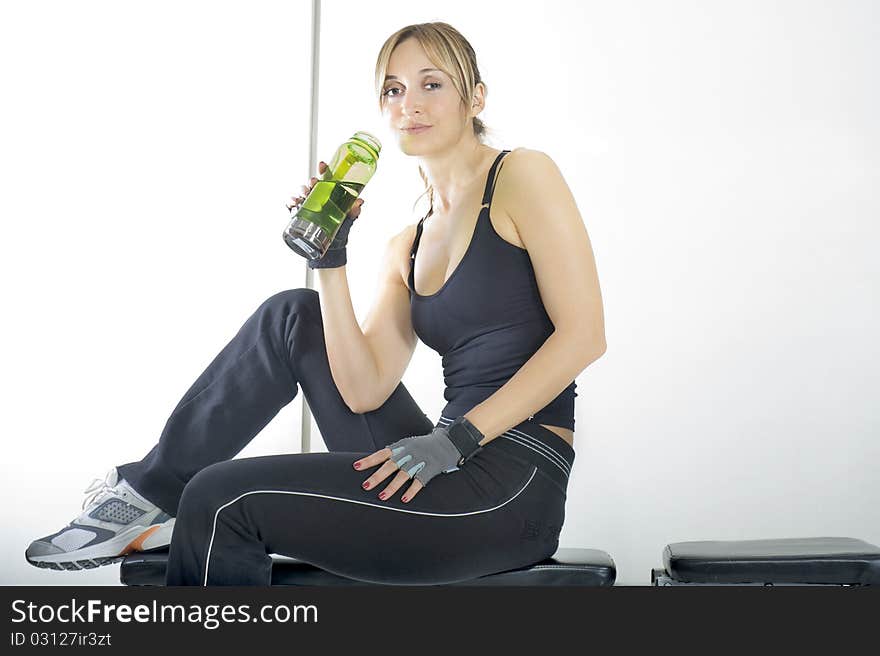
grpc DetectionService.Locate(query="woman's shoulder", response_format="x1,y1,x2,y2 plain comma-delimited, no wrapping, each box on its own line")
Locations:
382,222,421,291
396,220,420,254
493,147,561,209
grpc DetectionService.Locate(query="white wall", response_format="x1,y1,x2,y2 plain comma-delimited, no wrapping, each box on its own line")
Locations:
1,0,314,585
2,0,877,586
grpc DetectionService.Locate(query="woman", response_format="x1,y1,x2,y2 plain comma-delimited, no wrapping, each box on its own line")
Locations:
24,22,606,585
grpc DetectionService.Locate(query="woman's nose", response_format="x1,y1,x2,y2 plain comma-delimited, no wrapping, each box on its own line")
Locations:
401,90,425,114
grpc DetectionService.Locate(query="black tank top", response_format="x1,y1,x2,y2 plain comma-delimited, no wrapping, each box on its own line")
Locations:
407,149,578,431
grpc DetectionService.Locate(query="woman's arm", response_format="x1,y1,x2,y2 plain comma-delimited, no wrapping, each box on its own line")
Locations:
464,331,604,443
464,148,606,442
314,266,382,412
315,228,418,413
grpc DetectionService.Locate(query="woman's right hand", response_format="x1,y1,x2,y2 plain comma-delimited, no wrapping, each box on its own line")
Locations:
287,160,365,220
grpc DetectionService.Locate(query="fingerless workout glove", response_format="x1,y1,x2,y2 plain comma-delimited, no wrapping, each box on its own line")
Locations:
384,416,485,488
307,212,356,270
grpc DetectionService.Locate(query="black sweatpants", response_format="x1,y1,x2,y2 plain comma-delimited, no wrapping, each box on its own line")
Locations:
115,289,575,586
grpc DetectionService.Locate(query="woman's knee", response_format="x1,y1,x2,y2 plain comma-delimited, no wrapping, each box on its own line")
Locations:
250,288,321,341
262,288,319,315
178,461,236,512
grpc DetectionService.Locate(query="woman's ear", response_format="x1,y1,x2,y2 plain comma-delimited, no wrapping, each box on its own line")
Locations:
471,82,486,115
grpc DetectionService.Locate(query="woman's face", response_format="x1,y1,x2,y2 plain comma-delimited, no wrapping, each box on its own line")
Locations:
381,38,479,156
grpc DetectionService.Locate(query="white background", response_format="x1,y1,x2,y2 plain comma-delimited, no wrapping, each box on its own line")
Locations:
1,0,876,586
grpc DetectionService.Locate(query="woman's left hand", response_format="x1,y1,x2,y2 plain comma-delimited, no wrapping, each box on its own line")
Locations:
353,447,425,504
352,426,466,503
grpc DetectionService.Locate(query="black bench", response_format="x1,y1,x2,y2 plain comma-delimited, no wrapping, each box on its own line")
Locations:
120,546,616,586
652,536,880,586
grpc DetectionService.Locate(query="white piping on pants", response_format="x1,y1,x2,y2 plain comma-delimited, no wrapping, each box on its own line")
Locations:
201,466,538,585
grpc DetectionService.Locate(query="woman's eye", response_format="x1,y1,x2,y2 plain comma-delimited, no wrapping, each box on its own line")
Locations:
383,82,441,98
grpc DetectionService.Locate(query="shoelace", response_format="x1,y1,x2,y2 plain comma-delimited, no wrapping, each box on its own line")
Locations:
81,469,121,511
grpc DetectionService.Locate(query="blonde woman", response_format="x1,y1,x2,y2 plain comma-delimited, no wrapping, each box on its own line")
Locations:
25,22,605,586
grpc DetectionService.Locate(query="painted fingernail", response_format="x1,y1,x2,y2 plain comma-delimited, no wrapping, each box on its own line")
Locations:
362,481,370,489
379,492,387,500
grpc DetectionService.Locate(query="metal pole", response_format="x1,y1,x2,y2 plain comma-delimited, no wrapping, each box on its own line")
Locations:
300,0,321,454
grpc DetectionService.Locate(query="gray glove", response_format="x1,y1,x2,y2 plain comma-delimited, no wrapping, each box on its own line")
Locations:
384,417,485,487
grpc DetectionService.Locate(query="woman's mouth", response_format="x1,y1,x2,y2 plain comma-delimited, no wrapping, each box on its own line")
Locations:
403,125,432,134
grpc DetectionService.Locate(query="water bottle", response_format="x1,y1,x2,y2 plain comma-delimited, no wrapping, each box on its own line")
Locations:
282,131,381,260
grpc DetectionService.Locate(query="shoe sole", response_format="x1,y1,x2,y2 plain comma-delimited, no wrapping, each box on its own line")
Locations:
26,519,175,571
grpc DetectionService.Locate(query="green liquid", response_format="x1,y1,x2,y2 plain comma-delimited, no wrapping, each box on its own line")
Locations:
296,179,365,236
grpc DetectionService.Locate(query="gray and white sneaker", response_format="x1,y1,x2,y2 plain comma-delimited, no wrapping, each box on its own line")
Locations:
25,467,175,570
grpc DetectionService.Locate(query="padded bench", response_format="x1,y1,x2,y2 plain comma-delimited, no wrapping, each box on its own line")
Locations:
652,536,880,586
120,546,616,586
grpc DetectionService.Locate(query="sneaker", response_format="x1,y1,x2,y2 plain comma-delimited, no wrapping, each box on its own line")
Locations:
25,467,176,570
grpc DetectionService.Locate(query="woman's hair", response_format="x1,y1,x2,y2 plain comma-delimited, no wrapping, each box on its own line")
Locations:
374,22,493,217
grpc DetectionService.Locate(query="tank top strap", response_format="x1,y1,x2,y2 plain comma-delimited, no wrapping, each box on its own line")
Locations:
407,214,428,293
480,149,512,209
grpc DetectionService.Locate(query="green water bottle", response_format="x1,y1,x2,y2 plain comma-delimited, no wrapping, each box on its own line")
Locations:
282,131,381,260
